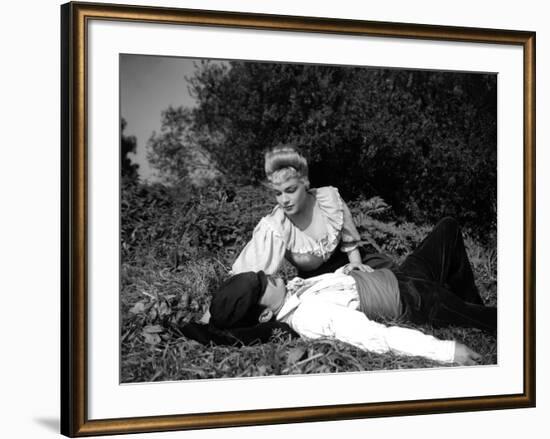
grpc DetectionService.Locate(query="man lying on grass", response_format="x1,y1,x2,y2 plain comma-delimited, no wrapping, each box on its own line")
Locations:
187,217,496,366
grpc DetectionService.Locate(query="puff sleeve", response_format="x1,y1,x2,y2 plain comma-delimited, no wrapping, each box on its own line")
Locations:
339,199,361,253
231,217,287,275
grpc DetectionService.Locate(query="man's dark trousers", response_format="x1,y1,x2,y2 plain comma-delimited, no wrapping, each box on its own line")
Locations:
395,217,496,332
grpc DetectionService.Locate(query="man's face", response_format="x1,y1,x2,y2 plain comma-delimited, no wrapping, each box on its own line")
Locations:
259,276,287,314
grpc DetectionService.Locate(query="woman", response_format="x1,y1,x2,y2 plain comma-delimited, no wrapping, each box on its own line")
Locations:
231,145,391,278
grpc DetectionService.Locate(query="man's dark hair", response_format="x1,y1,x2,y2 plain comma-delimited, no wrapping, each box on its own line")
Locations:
209,271,268,329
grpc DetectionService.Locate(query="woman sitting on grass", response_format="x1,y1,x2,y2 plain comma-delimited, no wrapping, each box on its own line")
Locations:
187,217,495,365
231,144,384,279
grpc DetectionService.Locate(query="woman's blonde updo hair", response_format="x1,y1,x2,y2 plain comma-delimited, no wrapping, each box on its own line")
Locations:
264,145,310,188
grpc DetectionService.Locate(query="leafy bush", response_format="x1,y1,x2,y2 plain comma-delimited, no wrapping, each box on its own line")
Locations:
121,179,274,268
185,62,496,239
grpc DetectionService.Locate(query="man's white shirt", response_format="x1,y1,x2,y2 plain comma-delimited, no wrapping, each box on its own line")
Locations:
276,272,456,363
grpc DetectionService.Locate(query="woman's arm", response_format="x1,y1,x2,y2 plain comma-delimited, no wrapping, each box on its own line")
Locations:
347,248,362,264
338,194,373,273
231,217,286,275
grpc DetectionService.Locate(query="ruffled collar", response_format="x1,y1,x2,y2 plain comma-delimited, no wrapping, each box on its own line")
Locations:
278,186,344,260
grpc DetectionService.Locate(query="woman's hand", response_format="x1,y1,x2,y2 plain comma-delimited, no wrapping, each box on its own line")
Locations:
345,248,373,274
341,262,374,274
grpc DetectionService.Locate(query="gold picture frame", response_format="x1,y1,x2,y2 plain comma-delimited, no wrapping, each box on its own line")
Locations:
61,1,535,436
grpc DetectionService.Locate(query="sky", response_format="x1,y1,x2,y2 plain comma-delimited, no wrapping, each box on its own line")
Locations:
120,54,199,180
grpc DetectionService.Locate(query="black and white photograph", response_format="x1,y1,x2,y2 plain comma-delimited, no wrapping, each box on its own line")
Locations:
120,55,498,383
4,0,546,437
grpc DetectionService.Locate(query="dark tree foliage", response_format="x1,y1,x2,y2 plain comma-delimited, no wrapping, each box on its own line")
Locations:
121,118,139,181
187,61,496,238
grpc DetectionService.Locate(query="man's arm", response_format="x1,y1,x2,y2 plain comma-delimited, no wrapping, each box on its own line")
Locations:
290,300,477,364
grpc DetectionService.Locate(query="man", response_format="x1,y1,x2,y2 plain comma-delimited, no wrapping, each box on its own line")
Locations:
185,218,495,365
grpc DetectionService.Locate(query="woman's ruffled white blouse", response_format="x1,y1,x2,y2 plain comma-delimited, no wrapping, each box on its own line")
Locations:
231,186,361,275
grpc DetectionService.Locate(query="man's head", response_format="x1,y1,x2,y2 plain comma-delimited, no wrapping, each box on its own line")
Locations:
257,275,287,323
209,272,287,329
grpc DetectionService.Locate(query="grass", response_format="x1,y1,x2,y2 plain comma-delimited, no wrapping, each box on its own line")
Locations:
120,182,497,383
